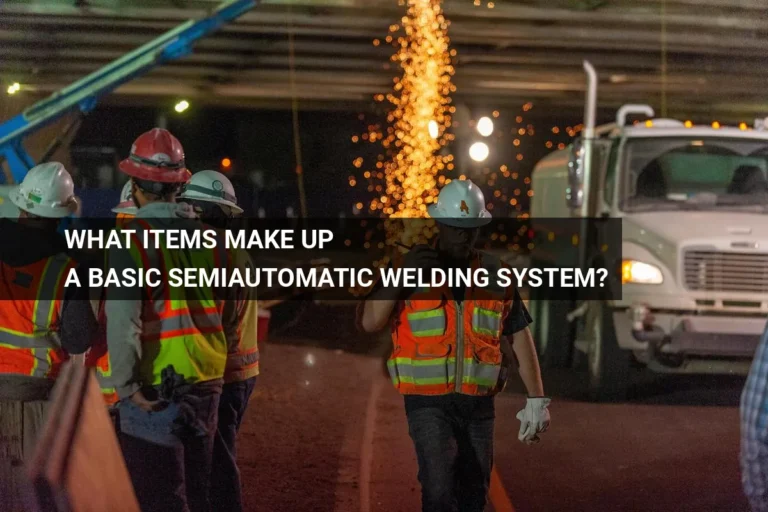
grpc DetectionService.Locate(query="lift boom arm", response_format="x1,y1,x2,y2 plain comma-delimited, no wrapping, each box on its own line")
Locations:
0,0,257,184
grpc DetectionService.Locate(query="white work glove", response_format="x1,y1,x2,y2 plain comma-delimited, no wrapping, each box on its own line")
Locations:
516,397,551,445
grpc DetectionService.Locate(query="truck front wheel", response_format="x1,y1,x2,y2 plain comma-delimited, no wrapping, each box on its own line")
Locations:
586,302,630,402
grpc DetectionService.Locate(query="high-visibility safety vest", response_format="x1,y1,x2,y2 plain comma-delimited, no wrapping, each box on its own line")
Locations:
115,213,135,229
222,247,259,383
387,252,515,396
125,218,230,387
85,299,119,406
87,218,134,405
0,253,76,379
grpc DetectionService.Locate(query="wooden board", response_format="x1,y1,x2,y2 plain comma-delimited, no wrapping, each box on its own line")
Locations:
25,362,140,512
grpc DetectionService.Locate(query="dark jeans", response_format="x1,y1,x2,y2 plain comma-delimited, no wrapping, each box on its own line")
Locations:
210,377,257,512
119,382,222,512
404,394,495,512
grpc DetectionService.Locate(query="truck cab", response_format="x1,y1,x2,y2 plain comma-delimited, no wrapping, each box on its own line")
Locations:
529,64,768,400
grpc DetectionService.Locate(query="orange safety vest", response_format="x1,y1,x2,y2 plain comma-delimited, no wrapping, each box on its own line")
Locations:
222,247,259,383
0,253,75,379
128,218,229,387
387,252,515,396
86,217,136,405
115,213,134,229
85,300,119,406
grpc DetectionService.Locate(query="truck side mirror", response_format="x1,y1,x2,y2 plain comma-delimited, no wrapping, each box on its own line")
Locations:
566,138,585,209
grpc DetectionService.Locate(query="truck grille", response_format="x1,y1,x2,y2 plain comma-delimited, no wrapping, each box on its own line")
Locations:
684,250,768,293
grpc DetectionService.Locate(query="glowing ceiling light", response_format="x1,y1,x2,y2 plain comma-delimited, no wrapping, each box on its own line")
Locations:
174,100,189,113
477,116,494,137
6,82,20,95
469,142,489,162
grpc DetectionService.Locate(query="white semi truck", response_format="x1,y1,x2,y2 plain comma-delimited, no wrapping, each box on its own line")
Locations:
529,61,768,400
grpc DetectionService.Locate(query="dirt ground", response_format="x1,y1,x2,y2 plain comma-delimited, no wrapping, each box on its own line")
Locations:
239,340,748,512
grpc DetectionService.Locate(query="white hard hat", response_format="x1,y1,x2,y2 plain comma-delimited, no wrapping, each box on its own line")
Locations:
178,170,243,215
427,178,491,228
10,162,77,218
112,180,138,215
0,185,20,218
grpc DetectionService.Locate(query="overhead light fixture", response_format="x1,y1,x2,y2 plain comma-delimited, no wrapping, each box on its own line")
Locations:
469,142,489,162
221,157,232,169
6,83,20,95
476,116,494,137
609,74,628,84
174,100,189,113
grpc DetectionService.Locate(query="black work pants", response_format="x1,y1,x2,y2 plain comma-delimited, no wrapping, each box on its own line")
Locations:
118,383,221,512
404,394,495,512
210,377,257,512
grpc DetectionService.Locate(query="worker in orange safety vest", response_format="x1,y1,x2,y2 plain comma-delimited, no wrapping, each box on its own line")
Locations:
0,162,97,512
104,128,236,512
113,179,138,227
86,180,140,408
358,179,551,512
178,170,258,512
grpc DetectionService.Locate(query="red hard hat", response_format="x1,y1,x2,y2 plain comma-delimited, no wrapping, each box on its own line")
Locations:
119,128,189,183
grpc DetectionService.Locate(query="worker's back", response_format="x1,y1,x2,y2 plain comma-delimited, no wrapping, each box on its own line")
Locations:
222,246,260,383
0,218,74,381
119,206,229,388
0,214,95,512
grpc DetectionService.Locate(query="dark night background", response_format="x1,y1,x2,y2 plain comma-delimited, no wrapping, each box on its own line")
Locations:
69,105,583,218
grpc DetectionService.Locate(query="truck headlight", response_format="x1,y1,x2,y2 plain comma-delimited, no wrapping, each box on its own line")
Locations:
622,260,663,284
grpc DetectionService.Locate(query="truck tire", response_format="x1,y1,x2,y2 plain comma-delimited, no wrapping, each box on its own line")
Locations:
530,293,573,369
586,301,630,402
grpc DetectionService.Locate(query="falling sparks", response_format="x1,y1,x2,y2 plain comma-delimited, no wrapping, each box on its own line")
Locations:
356,0,453,226
349,0,455,295
346,3,589,293
382,0,454,223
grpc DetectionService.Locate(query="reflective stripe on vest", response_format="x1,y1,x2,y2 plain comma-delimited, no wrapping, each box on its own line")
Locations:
89,290,120,405
388,251,513,397
226,347,259,371
224,347,259,383
387,357,500,388
0,254,72,378
471,307,502,337
128,219,228,386
223,247,260,383
406,309,446,337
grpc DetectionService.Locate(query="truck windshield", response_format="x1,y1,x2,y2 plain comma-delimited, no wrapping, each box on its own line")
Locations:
620,137,768,212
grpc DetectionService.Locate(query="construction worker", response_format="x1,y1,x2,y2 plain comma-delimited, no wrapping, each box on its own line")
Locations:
86,181,140,409
178,170,257,512
0,162,97,511
112,179,138,227
741,320,768,511
104,128,236,512
359,179,551,512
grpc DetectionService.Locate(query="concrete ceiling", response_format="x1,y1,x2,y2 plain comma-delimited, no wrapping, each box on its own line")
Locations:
1,0,767,122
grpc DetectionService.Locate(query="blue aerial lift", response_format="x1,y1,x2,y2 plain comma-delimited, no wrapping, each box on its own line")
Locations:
0,0,257,185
